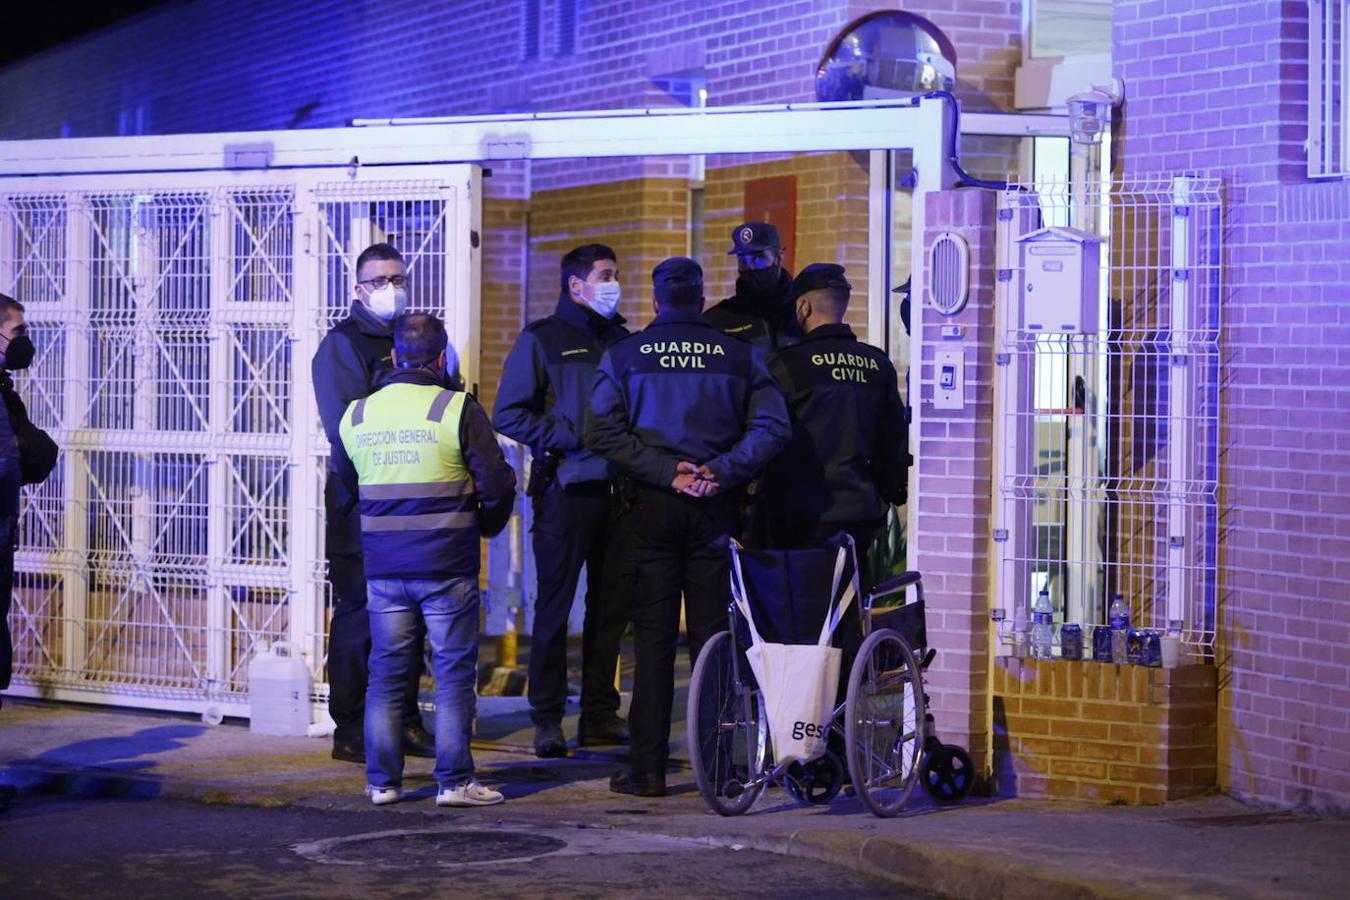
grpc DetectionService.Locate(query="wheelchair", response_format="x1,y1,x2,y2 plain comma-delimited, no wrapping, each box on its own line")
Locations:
685,534,974,817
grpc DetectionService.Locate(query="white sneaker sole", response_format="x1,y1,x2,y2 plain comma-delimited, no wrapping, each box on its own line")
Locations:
436,793,505,808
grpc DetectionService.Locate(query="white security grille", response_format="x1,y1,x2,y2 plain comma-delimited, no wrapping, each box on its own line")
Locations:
0,166,480,714
993,176,1222,656
1310,0,1350,177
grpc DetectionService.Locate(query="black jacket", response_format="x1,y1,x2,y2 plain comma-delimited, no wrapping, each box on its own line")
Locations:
703,268,803,351
493,298,628,487
0,372,56,491
312,302,394,459
760,324,909,526
585,308,790,490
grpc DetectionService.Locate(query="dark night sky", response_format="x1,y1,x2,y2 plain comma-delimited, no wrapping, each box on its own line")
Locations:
2,1,170,68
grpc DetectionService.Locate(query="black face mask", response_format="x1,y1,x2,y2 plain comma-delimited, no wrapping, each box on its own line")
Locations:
1,334,34,370
742,266,780,294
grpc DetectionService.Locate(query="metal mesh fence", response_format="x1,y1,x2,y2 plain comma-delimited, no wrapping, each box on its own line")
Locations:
994,176,1222,655
0,174,466,711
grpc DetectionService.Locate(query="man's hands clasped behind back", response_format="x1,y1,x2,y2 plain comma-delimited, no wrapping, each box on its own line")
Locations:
671,460,719,498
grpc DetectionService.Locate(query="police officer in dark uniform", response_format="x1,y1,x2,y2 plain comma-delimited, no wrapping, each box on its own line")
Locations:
759,263,909,572
312,242,435,763
586,257,790,797
759,264,910,770
493,244,631,759
703,222,802,350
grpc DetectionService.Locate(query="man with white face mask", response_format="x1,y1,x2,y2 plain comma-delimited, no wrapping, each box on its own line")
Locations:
493,243,631,758
312,243,436,764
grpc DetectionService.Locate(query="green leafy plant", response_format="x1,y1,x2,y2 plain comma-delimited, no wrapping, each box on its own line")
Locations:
863,506,908,605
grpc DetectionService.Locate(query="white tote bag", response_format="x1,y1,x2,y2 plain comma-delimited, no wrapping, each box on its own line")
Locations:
731,543,856,766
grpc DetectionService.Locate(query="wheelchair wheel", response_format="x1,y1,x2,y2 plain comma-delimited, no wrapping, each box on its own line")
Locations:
785,751,844,805
921,743,975,804
844,627,925,818
687,630,767,816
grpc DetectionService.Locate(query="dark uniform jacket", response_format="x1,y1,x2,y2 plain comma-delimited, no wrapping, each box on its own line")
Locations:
493,298,628,487
760,323,909,526
311,302,394,555
0,377,19,691
313,302,395,462
585,308,791,491
703,268,803,351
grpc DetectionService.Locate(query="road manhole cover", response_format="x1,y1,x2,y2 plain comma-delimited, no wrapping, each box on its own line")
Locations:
294,823,704,869
321,829,565,865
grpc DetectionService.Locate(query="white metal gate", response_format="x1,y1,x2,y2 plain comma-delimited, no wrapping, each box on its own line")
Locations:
992,176,1222,654
0,165,481,714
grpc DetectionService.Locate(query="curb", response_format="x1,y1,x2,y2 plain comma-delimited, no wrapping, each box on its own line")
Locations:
6,758,1147,899
775,828,1141,900
1,761,293,808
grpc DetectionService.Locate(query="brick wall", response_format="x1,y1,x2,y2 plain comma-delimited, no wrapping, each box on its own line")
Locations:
992,659,1218,804
525,176,691,330
1116,1,1350,811
479,163,529,412
915,188,997,767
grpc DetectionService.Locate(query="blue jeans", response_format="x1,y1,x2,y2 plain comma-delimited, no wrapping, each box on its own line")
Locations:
365,576,480,789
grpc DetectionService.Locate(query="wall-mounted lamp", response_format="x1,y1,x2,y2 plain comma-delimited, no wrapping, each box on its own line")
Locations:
1066,78,1124,145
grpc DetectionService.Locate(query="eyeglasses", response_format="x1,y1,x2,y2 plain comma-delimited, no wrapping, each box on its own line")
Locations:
358,275,408,289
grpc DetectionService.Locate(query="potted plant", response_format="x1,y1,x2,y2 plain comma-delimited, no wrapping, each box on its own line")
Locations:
863,505,908,607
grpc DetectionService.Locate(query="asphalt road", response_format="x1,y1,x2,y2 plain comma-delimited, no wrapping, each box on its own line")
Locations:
0,794,927,898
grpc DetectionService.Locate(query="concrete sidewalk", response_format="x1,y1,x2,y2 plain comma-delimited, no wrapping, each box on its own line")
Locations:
1,697,1344,899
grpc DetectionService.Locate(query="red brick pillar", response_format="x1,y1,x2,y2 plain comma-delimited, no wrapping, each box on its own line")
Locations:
913,188,997,774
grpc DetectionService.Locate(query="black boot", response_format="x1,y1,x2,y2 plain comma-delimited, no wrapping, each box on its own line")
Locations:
331,737,365,763
609,766,666,797
577,715,630,747
403,723,436,759
533,720,568,759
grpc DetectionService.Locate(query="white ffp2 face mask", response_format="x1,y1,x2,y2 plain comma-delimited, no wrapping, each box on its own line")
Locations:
367,283,408,321
587,281,622,318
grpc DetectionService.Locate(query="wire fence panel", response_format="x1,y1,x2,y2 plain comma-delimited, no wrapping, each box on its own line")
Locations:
0,167,476,713
994,177,1222,656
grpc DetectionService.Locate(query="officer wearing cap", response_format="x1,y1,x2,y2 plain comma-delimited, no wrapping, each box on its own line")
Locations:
586,257,790,797
703,222,802,350
759,263,910,569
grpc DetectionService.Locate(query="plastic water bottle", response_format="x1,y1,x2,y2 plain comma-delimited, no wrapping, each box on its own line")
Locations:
1031,589,1055,659
1012,605,1030,657
1109,594,1129,664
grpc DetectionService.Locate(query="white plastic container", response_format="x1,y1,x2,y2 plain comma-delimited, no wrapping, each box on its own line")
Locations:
248,641,313,736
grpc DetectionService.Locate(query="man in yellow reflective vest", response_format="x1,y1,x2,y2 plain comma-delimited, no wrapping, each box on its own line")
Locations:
336,313,516,808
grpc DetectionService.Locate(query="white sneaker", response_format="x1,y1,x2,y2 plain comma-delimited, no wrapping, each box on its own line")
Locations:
436,779,504,807
366,784,402,806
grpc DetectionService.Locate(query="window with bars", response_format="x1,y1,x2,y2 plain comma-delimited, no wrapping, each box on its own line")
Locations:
523,0,541,61
1309,0,1349,177
556,0,578,57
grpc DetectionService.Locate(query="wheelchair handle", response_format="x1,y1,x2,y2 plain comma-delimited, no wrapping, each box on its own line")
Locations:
868,570,924,604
